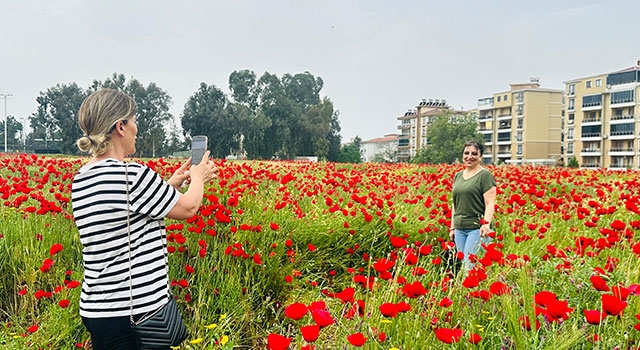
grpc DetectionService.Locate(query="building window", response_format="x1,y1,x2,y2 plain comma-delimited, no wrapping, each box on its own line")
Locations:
611,90,635,104
568,84,575,96
595,79,601,87
516,131,523,142
567,142,574,154
568,113,575,124
582,94,602,108
516,105,524,116
504,94,508,101
567,128,574,140
568,98,575,111
497,96,501,102
586,80,592,88
517,144,522,155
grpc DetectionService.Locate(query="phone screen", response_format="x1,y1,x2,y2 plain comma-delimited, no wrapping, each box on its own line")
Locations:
191,136,208,165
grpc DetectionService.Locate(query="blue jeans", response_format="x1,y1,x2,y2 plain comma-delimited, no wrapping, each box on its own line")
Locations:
453,228,490,270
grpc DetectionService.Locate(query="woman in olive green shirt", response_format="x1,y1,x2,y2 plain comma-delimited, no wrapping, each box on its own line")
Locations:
449,140,496,270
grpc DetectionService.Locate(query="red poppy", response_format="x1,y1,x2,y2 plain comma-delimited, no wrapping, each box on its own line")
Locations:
49,243,63,255
346,332,367,347
468,332,482,344
267,333,291,350
601,294,627,316
401,281,427,298
300,324,320,342
434,328,463,344
284,302,308,320
589,275,610,292
584,310,606,325
489,281,510,295
335,287,355,303
310,307,334,327
58,299,70,308
462,276,479,289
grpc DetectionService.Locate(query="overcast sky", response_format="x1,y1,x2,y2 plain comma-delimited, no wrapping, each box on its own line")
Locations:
1,0,639,142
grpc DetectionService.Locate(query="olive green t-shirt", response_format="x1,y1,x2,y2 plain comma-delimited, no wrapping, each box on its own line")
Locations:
452,169,496,229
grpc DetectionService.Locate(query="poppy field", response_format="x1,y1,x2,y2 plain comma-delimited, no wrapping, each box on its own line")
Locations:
1,154,639,349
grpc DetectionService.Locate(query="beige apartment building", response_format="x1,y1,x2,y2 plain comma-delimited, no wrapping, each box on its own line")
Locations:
396,99,463,162
563,62,640,169
477,81,563,165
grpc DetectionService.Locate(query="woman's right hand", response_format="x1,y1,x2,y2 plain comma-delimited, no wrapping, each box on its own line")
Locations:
190,150,218,184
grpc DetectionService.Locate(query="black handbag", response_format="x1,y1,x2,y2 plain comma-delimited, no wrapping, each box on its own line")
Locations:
130,296,189,349
125,164,189,349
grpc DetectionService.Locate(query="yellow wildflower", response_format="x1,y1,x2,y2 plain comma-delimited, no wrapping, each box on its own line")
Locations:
190,337,203,345
205,323,217,330
220,335,229,345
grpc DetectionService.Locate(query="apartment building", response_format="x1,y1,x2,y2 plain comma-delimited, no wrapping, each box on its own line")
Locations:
360,134,399,162
477,81,563,165
396,99,463,162
563,61,640,169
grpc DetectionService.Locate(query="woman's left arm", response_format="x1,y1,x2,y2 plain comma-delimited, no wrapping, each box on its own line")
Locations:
480,186,497,237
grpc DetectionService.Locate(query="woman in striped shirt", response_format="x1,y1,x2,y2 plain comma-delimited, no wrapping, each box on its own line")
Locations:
72,88,217,349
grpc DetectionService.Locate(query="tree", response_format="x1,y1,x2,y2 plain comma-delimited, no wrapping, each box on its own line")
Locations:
411,111,483,164
181,82,240,159
229,69,259,110
326,111,342,162
30,83,87,154
567,157,579,168
337,136,363,163
0,115,24,151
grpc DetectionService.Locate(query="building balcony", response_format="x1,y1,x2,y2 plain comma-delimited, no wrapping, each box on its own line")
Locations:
581,117,602,125
609,147,635,156
582,163,601,169
610,114,634,122
582,104,602,111
609,131,635,140
580,148,602,157
497,125,512,130
398,123,411,130
479,128,493,133
580,133,602,140
497,114,512,120
478,114,493,121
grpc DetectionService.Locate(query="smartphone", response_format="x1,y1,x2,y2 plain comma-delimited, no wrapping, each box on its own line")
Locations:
190,135,208,165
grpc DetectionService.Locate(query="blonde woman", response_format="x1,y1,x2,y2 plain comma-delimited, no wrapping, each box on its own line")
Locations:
72,88,217,349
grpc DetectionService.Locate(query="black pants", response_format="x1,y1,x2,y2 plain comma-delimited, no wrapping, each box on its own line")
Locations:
82,315,139,350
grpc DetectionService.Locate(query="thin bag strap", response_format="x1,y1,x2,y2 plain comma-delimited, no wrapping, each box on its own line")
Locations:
125,163,135,324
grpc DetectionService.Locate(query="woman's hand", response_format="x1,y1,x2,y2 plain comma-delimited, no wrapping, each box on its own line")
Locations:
167,158,192,189
190,151,218,184
479,224,492,238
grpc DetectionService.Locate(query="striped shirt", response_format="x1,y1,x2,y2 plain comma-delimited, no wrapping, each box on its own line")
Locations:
72,159,179,318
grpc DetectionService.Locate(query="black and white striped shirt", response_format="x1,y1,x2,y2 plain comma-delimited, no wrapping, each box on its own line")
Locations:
72,159,179,318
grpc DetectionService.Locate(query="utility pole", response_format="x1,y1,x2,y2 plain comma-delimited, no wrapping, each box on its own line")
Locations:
0,93,13,152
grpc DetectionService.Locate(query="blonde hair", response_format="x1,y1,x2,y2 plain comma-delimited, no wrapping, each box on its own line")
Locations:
76,89,137,156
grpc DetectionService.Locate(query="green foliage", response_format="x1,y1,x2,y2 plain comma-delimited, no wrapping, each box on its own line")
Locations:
567,157,580,168
337,136,362,163
0,115,24,151
181,82,241,159
30,83,87,154
411,111,483,164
